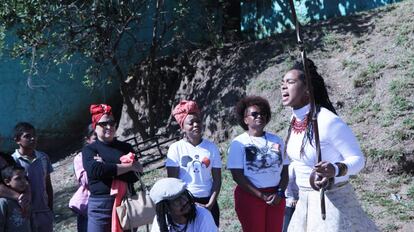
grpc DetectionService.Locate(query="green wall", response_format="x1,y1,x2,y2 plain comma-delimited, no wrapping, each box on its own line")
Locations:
241,0,402,39
0,38,121,153
0,0,218,154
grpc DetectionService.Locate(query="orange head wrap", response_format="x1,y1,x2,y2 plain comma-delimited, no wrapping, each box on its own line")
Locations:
90,104,113,129
172,100,200,128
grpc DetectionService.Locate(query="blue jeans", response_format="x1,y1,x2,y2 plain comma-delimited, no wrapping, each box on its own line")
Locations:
282,206,295,232
87,196,115,232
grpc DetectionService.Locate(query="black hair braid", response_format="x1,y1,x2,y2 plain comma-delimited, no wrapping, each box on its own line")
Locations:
291,59,337,115
154,190,197,232
284,123,293,158
155,202,169,232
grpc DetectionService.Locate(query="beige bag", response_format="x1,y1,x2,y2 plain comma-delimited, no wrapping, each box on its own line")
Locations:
116,175,156,231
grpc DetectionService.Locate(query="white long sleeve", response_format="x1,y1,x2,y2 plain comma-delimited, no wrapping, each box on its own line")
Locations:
286,105,365,188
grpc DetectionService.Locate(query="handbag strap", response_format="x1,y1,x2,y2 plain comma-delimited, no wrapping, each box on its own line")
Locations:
126,172,150,232
134,171,148,192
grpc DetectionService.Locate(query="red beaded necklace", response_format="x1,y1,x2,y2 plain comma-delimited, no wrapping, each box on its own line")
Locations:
291,115,309,134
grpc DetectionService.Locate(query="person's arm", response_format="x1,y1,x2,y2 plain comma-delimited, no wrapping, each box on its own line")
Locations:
0,184,30,210
116,146,144,183
230,169,282,205
286,164,299,207
230,169,267,201
329,117,365,175
82,145,119,179
0,183,19,200
74,153,89,186
206,168,221,210
279,165,289,191
165,142,180,178
314,115,365,185
116,162,142,175
46,174,53,211
0,199,8,232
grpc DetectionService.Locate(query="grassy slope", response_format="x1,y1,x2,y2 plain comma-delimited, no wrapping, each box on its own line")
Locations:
52,1,414,231
246,1,414,231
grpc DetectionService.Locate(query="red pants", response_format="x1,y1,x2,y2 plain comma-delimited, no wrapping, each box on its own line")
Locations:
234,185,285,232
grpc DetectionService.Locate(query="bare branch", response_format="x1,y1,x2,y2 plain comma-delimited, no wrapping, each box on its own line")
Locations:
27,46,49,89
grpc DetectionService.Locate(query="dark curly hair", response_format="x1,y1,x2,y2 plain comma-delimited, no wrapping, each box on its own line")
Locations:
235,96,271,130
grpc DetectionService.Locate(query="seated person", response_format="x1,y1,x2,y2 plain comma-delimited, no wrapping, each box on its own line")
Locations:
149,178,218,232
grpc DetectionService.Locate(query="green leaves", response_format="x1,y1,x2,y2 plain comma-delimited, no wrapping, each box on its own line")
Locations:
0,0,223,88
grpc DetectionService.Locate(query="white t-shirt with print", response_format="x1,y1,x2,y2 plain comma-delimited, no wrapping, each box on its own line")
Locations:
166,139,222,198
150,205,218,232
227,132,289,188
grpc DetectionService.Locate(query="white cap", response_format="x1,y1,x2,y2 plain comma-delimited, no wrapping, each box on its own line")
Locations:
149,178,187,204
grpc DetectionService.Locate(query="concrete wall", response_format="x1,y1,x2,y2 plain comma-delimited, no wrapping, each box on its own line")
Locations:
241,0,402,39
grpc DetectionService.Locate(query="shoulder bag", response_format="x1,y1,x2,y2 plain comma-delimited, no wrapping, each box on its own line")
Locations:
116,172,156,231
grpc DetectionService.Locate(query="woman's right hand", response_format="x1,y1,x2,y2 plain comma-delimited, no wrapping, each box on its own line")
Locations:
262,192,281,205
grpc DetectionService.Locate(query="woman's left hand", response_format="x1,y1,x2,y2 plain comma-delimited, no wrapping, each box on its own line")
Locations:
313,161,335,187
314,161,335,178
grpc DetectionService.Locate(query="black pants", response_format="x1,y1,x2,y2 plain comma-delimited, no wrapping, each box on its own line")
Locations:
193,196,220,227
282,206,296,232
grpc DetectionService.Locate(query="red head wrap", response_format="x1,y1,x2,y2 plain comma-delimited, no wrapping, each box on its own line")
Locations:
172,100,200,128
90,104,113,129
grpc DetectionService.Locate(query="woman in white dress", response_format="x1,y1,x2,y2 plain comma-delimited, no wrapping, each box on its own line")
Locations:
280,59,378,232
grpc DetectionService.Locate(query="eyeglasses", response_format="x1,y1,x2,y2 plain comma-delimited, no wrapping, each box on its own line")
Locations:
96,120,116,128
248,111,267,119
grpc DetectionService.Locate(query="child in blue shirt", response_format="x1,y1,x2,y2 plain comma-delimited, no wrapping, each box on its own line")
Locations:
11,122,54,232
0,165,31,232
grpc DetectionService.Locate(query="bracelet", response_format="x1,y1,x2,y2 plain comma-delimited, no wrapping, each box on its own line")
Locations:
335,162,348,177
333,163,339,176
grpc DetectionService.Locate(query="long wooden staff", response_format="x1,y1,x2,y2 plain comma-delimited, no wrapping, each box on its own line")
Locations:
287,0,327,220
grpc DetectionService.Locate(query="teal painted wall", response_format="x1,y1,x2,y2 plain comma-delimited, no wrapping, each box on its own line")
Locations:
0,1,219,153
241,0,402,39
0,33,121,153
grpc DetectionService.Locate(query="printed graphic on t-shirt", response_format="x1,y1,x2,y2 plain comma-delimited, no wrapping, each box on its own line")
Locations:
245,143,282,173
181,155,211,173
